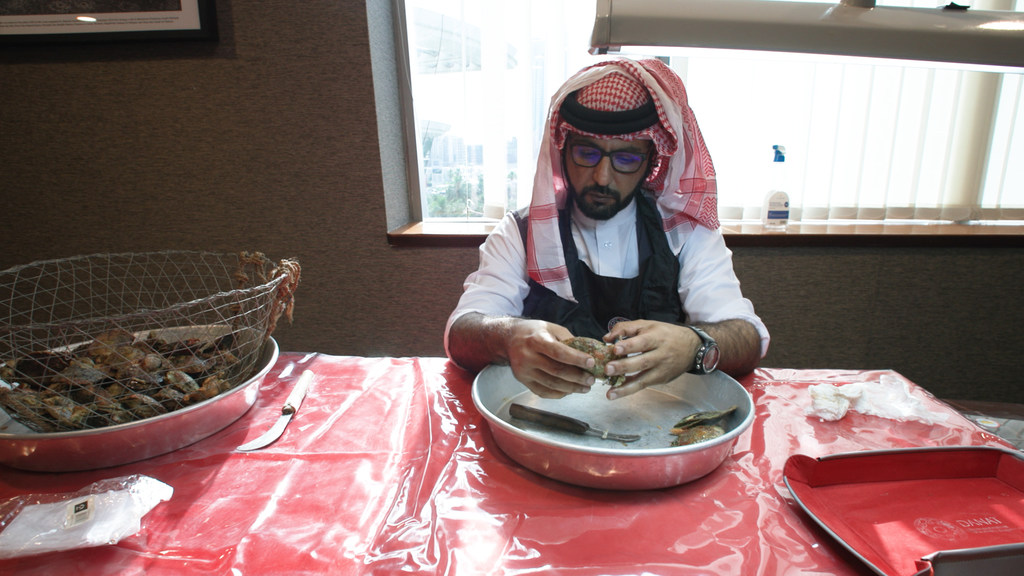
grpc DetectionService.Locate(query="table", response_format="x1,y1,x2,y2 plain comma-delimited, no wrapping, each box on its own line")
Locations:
0,354,1011,575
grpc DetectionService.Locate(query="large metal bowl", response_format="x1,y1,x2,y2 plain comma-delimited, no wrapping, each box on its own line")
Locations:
0,335,279,472
472,364,754,490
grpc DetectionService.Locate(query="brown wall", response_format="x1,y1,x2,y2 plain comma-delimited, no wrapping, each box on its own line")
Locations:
2,2,1022,403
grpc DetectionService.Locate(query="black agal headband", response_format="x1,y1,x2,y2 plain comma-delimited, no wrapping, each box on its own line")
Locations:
559,89,659,136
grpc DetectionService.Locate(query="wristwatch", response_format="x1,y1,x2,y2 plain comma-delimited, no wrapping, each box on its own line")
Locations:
686,326,720,375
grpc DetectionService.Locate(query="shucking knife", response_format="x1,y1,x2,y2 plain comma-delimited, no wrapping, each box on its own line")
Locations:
237,370,313,451
509,403,641,443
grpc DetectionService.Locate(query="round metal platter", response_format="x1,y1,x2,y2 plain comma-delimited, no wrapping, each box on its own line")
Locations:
0,335,279,472
472,364,754,490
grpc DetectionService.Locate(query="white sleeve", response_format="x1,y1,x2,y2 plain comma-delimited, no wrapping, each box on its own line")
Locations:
675,226,771,358
443,212,531,354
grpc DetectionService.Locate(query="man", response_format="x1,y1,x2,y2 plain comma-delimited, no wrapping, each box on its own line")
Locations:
445,58,769,400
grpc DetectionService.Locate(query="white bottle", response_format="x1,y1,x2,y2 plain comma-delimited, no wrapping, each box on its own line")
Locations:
762,145,789,231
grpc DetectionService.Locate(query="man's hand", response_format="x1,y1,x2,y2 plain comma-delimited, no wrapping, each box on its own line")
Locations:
601,320,696,400
602,318,762,400
503,319,599,398
448,313,597,398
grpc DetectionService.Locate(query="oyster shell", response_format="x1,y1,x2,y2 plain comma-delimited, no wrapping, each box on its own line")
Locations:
561,336,625,387
671,424,726,446
669,405,737,446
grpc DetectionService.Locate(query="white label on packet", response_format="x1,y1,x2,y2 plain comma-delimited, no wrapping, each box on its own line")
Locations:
65,496,95,529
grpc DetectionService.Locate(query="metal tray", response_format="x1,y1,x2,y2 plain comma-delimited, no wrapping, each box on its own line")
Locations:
0,334,278,472
472,364,754,490
784,446,1024,576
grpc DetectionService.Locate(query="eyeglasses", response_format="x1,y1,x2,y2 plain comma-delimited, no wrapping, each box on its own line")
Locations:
569,143,648,174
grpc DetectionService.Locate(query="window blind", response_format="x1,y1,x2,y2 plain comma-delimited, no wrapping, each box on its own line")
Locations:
401,0,1024,224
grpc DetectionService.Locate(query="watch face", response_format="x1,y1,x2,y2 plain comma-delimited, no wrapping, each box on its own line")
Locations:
703,344,721,372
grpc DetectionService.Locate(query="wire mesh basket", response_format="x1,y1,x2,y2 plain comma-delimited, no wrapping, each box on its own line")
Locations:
0,251,300,433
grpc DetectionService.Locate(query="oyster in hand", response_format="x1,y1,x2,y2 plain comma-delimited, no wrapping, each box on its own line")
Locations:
561,336,625,387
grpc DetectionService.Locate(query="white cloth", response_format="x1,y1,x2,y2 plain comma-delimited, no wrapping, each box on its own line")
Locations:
443,204,770,358
806,375,951,425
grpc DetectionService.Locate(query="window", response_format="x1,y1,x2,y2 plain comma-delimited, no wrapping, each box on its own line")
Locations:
399,0,1024,225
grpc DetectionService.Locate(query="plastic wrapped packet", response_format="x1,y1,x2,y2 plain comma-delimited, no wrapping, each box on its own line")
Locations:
0,474,172,559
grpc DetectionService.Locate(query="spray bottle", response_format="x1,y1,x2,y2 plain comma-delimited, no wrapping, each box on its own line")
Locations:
762,145,790,230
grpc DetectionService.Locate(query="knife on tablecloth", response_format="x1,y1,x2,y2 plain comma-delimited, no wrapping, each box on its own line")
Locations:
237,370,313,451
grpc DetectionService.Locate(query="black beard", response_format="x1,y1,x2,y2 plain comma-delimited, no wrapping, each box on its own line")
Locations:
570,184,638,220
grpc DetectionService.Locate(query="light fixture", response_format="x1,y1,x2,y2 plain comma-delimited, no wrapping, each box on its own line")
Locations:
590,0,1024,70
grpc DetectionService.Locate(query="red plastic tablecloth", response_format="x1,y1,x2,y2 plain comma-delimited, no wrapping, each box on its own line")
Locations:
0,354,1011,575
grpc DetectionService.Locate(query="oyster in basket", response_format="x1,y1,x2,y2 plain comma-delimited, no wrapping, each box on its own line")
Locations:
561,336,625,387
0,329,244,433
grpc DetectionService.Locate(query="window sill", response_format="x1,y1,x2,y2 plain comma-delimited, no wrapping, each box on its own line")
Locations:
387,220,1024,248
387,221,500,248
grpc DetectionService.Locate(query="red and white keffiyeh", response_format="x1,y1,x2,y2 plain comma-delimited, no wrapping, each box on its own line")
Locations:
526,58,719,302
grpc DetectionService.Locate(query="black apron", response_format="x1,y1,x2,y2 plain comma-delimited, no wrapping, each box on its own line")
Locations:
515,193,685,339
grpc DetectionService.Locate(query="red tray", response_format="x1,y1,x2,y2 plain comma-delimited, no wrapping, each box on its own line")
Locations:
784,446,1024,576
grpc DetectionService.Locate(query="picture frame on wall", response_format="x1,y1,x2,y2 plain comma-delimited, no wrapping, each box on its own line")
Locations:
0,0,217,44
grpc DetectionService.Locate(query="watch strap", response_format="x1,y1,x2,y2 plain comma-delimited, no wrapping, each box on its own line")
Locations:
685,325,718,374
